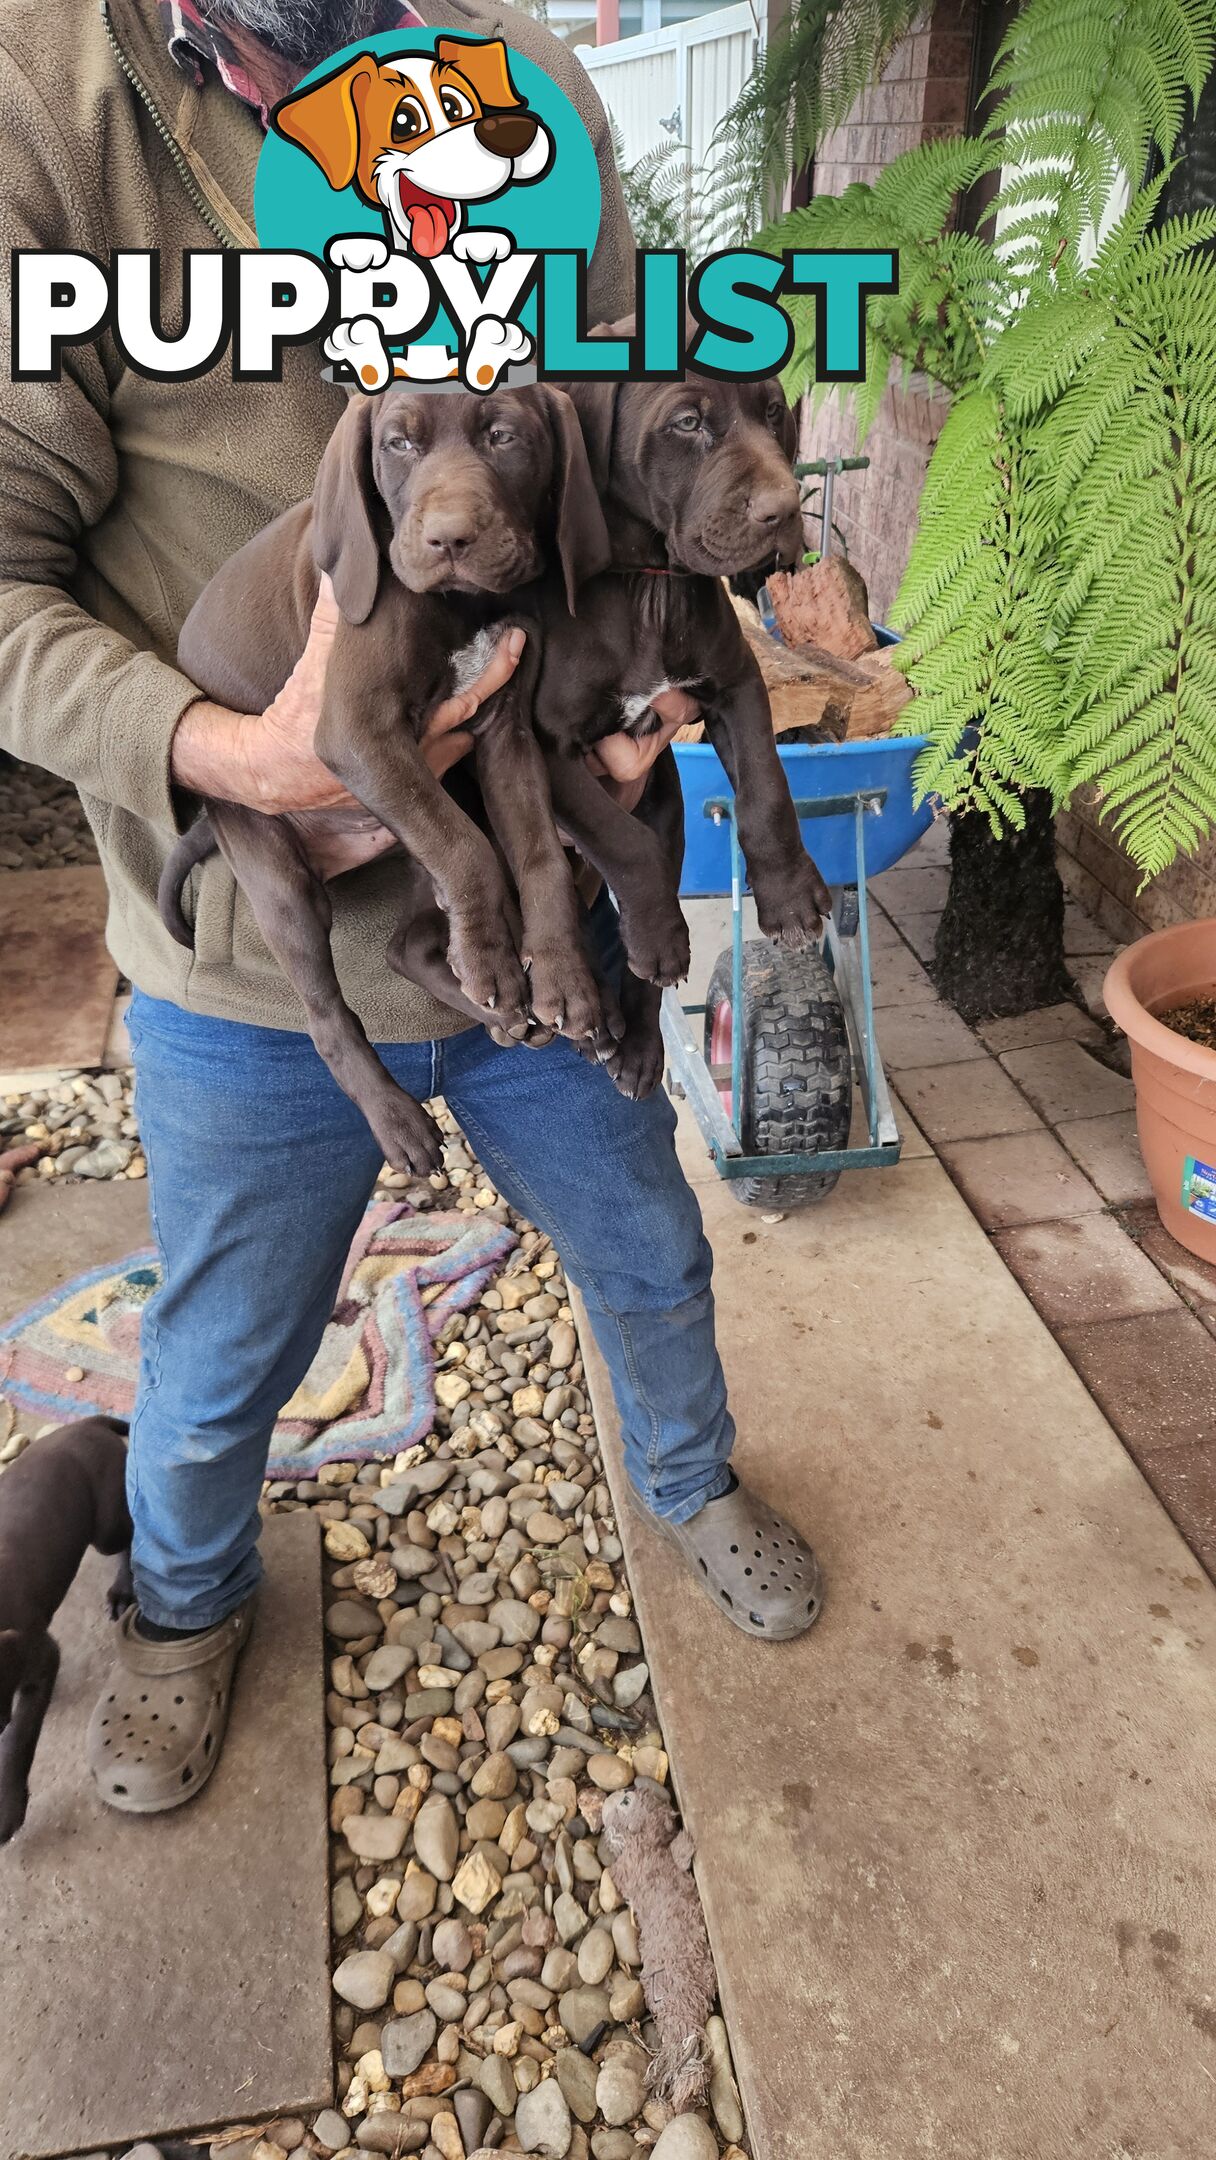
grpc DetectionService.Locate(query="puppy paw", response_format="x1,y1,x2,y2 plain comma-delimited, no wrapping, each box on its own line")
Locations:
324,315,393,392
753,855,831,949
371,1093,444,1178
524,947,606,1043
326,234,390,273
452,229,512,265
619,909,691,990
461,317,533,393
487,1017,558,1050
447,921,530,1031
601,1022,666,1102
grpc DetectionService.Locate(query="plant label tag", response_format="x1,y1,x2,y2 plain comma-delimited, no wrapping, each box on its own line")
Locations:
1181,1155,1216,1221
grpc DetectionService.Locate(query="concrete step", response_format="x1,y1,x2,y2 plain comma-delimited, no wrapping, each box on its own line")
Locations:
579,1140,1216,2159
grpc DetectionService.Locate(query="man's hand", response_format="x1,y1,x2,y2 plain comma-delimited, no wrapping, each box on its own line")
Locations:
170,577,527,878
585,689,700,811
171,582,699,883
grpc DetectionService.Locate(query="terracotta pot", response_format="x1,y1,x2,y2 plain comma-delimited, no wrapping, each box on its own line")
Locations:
1105,920,1216,1262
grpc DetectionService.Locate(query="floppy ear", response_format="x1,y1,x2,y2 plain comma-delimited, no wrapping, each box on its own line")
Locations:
436,36,523,109
271,53,376,191
564,379,620,498
310,398,382,625
542,388,612,613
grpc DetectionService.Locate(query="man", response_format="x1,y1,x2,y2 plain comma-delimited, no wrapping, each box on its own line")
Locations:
0,0,823,1815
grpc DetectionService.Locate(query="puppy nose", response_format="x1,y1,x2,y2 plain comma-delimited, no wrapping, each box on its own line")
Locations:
422,510,476,556
749,484,799,530
474,112,538,157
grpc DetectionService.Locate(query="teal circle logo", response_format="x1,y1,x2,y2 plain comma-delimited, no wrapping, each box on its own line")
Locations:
254,30,601,388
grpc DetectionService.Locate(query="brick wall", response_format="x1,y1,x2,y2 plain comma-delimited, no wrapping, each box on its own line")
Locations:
1057,805,1216,943
813,1,976,194
796,373,950,621
794,0,976,621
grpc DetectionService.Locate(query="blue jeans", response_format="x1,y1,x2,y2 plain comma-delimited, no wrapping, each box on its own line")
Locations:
125,944,734,1628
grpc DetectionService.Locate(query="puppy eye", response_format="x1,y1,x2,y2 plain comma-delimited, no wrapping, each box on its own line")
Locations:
671,410,703,434
391,97,427,142
440,87,473,123
384,434,415,455
488,425,515,447
767,398,788,430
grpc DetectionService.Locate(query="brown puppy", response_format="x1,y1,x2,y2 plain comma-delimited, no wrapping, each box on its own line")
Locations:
0,1417,132,1843
534,363,831,1097
162,384,611,1173
392,360,830,1099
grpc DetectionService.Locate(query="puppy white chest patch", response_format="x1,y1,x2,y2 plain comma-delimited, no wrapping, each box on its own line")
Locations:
451,627,498,694
618,679,690,729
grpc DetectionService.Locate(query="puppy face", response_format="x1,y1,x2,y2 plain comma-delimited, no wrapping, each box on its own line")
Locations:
574,370,803,578
378,388,556,595
311,385,610,623
274,40,553,258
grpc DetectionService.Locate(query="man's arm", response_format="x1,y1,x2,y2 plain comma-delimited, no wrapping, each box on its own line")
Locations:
0,59,202,831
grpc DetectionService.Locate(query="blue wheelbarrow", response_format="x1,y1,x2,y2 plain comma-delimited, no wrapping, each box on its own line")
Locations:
663,628,932,1208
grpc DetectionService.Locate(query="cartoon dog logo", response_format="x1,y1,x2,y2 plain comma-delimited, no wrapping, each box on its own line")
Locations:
272,37,552,392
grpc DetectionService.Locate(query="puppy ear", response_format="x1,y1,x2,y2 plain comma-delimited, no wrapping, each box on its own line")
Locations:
271,53,376,191
436,36,523,110
543,388,612,614
311,398,382,625
564,379,620,498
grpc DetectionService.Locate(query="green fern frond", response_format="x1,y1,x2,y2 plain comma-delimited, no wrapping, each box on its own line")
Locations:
985,0,1214,271
701,0,921,242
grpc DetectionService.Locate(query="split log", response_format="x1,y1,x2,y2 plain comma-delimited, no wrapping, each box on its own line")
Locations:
675,595,913,745
767,556,877,660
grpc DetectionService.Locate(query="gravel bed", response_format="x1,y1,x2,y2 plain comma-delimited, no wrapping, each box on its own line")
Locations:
2,1113,750,2159
1,1069,144,1186
0,759,98,871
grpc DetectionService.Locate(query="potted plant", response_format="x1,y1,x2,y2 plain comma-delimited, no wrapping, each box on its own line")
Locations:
1105,930,1216,1262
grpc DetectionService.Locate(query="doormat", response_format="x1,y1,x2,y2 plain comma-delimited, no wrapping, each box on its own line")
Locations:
0,1200,516,1475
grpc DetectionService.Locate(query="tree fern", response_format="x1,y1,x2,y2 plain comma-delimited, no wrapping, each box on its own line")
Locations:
985,0,1215,265
608,119,706,254
756,0,1216,883
706,0,921,242
1048,228,1216,873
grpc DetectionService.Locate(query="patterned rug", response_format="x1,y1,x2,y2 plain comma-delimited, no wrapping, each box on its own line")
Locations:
0,1201,516,1477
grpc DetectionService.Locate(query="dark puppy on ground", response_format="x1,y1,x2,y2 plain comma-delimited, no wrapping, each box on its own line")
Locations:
161,385,613,1172
0,1416,132,1843
394,350,831,1099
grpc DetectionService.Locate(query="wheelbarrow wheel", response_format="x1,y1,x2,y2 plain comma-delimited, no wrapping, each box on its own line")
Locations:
705,941,852,1209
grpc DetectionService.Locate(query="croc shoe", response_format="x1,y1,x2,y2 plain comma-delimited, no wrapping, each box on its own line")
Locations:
87,1595,256,1813
652,1473,824,1640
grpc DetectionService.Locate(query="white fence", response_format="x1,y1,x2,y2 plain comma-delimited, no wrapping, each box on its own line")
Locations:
580,3,760,221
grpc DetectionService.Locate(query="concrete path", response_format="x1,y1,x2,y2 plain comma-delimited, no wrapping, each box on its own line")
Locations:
0,1514,332,2158
0,1176,152,1321
0,1183,333,2154
0,866,117,1070
580,1117,1216,2159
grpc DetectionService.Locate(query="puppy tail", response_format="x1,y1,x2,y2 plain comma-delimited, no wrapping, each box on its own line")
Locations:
158,814,217,949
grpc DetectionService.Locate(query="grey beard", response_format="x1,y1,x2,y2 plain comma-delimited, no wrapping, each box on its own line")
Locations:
204,0,387,67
